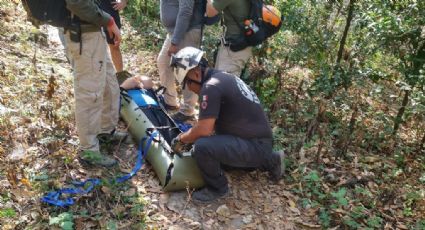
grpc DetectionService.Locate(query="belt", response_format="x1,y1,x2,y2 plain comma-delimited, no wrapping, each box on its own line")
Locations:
80,24,101,33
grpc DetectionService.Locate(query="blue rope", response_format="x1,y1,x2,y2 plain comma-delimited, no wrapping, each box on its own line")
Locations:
115,131,157,183
41,131,158,207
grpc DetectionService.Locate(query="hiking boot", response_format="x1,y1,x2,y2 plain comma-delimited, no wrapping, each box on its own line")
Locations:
192,187,229,203
78,150,117,167
98,129,129,145
171,112,195,123
269,150,285,183
116,70,133,85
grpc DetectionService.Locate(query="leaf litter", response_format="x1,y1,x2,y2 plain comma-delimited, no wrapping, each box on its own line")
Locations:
1,1,424,229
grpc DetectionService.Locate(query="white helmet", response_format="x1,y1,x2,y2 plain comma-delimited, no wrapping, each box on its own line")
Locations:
170,47,205,84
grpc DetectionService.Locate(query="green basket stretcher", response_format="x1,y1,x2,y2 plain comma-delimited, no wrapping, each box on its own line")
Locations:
120,89,205,191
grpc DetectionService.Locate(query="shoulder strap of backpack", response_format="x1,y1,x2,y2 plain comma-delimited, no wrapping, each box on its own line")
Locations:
200,0,206,46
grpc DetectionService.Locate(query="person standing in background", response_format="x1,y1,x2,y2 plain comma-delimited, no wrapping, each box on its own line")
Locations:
206,0,252,77
100,0,132,82
157,0,204,123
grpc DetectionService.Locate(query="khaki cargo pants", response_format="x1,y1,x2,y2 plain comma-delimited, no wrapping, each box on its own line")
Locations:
65,31,119,152
215,43,252,77
157,29,201,116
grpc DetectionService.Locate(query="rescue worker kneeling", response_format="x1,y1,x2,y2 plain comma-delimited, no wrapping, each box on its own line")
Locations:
169,47,285,203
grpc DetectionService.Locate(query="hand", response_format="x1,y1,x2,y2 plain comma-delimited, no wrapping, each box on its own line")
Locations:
171,135,192,154
206,0,219,17
107,17,121,46
167,44,178,56
112,0,127,11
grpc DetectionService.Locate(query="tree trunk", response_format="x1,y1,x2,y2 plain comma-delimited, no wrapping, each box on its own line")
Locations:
420,132,425,152
336,0,355,65
293,79,304,127
392,90,410,135
340,105,358,156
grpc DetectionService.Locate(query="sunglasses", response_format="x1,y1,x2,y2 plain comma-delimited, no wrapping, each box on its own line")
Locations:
182,78,202,90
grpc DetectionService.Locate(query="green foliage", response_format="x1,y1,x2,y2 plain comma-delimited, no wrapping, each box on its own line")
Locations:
124,0,159,25
343,216,361,229
0,208,16,218
394,150,406,168
367,215,383,229
350,206,367,219
415,220,425,230
331,188,348,207
122,0,163,52
49,212,74,230
304,170,320,182
403,191,421,217
107,220,118,230
255,76,279,108
0,192,11,204
302,170,326,200
319,208,331,228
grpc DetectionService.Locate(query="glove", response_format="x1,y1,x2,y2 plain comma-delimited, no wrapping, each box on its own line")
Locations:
171,135,192,154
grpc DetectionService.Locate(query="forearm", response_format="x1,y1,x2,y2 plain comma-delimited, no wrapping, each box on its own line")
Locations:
180,123,213,144
171,0,194,45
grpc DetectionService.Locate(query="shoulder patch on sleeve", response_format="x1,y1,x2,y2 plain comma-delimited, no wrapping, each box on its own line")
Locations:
201,95,208,110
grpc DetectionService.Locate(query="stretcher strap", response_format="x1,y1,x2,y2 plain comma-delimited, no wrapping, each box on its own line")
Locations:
176,122,192,132
41,131,159,207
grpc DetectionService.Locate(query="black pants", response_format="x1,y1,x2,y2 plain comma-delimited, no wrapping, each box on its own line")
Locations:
192,135,274,193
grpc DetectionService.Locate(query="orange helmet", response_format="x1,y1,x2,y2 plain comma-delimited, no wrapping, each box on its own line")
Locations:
263,5,282,27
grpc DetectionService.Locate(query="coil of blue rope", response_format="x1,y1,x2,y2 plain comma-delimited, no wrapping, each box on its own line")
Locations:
41,130,158,207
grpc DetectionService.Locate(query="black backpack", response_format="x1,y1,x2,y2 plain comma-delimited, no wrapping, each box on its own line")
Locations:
227,0,283,52
22,0,72,27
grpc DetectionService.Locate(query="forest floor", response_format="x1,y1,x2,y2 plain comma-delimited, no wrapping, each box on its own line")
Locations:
0,3,314,230
1,2,424,230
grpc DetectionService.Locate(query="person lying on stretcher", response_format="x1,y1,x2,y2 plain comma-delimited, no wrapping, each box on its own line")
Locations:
120,75,154,90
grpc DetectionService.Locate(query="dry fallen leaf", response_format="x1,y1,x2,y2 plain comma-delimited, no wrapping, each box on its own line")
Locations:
242,214,253,224
216,204,231,217
263,203,273,213
101,186,111,197
6,169,18,188
123,188,136,197
287,199,297,208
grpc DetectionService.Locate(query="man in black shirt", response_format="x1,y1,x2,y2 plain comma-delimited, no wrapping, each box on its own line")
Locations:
170,47,284,203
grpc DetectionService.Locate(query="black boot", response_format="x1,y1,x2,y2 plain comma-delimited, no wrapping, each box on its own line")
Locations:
269,150,285,183
192,187,229,203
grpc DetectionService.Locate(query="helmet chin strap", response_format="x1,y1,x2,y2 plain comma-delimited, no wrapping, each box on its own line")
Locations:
199,58,209,85
200,66,208,85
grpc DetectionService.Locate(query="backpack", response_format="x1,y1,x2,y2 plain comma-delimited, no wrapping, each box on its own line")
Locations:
21,0,72,27
227,0,283,52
